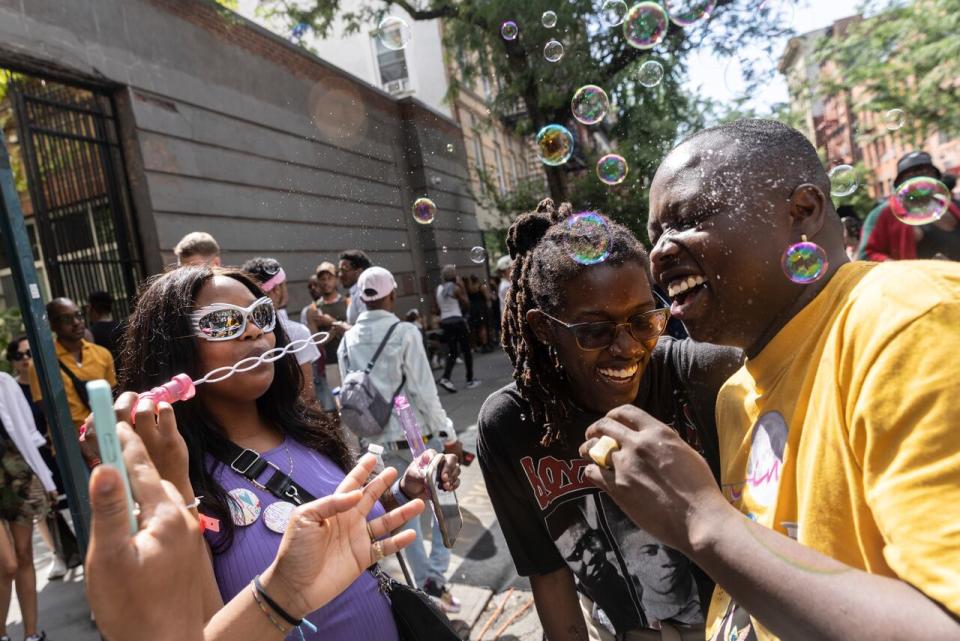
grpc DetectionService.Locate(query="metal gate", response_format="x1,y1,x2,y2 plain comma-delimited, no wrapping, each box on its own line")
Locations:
6,72,142,316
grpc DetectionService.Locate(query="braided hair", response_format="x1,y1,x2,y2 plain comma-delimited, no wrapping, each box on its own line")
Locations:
502,198,650,446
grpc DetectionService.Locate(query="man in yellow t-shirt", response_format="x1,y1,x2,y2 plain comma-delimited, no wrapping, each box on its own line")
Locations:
579,119,960,640
30,298,116,453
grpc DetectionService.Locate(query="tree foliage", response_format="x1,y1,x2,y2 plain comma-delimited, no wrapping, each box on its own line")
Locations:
817,0,960,144
243,0,796,238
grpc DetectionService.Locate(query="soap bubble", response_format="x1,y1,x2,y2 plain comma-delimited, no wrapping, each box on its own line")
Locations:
781,241,828,284
884,108,905,131
291,22,309,40
623,2,668,49
446,143,454,153
536,124,575,166
412,197,436,225
638,60,664,87
891,177,951,225
501,20,519,40
828,164,858,197
665,0,715,26
597,154,629,185
378,16,412,50
564,212,612,265
544,39,564,62
571,85,609,125
723,58,749,96
601,0,629,26
542,10,558,28
470,246,488,264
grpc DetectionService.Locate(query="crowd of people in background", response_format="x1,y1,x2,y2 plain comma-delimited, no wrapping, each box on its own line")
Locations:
853,150,960,261
0,223,504,638
0,121,957,641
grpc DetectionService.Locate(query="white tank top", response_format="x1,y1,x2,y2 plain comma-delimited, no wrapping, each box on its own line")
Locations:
436,282,462,320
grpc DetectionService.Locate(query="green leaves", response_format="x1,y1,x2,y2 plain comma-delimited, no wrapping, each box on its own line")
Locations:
818,0,960,144
241,0,802,241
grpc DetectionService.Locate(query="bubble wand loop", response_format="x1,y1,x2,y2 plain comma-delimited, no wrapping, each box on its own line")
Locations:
125,331,331,423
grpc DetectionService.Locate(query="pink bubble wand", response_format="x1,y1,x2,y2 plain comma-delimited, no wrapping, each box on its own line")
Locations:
79,332,330,438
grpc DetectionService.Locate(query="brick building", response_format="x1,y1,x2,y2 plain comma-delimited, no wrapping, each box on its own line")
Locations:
779,15,960,199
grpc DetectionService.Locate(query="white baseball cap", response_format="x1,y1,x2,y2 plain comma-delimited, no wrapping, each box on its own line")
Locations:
357,266,397,302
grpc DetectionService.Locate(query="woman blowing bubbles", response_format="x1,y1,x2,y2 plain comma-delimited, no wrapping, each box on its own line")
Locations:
114,266,460,640
478,200,741,641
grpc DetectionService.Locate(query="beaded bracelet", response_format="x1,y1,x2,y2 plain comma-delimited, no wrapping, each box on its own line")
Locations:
253,574,318,640
249,581,288,635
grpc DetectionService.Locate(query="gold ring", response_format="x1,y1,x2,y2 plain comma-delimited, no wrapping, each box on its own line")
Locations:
366,520,376,542
371,539,384,563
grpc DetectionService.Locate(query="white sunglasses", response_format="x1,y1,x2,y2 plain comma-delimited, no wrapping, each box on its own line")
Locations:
190,297,276,342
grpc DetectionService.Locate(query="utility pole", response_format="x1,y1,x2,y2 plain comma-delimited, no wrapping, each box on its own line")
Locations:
0,136,91,552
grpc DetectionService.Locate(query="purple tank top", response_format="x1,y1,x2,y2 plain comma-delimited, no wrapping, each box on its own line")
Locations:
204,437,399,641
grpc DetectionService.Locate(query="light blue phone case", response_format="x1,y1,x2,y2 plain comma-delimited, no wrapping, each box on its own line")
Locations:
87,380,137,534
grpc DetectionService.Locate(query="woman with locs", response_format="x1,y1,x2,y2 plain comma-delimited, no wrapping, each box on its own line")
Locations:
477,199,742,640
114,265,461,640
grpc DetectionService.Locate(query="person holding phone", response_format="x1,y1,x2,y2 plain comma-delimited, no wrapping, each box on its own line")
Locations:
86,422,421,641
116,265,459,640
478,200,741,641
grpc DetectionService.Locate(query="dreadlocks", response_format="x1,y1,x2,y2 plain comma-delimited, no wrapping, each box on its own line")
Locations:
501,198,650,446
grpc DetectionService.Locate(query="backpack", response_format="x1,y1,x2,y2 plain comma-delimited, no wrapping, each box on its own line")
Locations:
339,321,406,437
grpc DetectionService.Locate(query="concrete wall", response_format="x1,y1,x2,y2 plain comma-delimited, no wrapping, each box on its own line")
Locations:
0,0,483,313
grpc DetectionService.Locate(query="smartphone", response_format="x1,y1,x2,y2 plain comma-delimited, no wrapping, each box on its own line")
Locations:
87,380,138,534
425,454,463,548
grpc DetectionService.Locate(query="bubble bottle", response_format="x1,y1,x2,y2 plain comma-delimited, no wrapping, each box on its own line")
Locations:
394,394,428,462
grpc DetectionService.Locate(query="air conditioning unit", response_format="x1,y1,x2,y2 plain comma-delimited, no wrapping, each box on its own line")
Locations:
384,78,410,95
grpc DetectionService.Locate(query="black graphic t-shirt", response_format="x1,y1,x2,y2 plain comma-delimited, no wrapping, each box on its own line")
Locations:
477,337,741,634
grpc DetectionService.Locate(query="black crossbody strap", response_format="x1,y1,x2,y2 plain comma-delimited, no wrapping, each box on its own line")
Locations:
211,441,318,506
58,360,91,411
363,321,402,374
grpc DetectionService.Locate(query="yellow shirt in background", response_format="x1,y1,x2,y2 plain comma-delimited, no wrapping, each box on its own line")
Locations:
707,261,960,641
30,338,116,429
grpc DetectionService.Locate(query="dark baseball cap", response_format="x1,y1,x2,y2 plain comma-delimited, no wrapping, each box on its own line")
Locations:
895,151,941,186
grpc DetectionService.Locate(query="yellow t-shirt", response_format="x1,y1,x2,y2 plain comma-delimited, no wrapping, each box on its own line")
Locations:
30,339,116,429
707,261,960,641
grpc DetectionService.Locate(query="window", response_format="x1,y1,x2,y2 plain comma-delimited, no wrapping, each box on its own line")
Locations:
494,145,506,195
482,76,492,101
375,34,409,87
509,154,518,188
473,135,487,195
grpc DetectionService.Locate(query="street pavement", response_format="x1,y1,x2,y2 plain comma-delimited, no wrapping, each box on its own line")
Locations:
4,348,542,640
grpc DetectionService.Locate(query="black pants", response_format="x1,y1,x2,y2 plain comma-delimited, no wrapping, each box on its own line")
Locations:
441,317,474,382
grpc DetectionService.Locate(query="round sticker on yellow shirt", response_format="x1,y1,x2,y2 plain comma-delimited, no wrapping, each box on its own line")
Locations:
744,411,788,507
